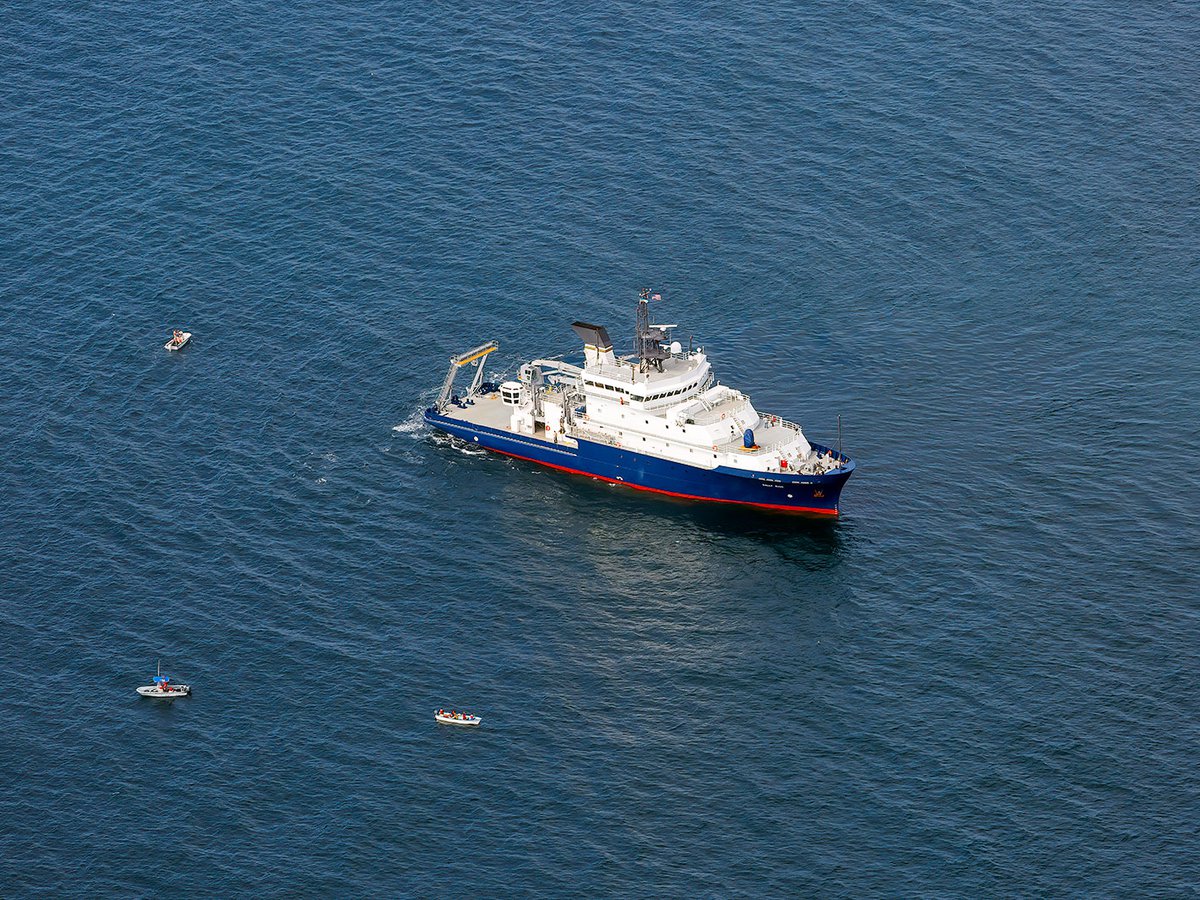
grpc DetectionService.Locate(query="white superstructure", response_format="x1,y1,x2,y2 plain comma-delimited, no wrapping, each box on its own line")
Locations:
441,296,844,478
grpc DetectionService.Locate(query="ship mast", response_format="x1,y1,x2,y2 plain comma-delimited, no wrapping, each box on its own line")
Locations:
635,289,669,373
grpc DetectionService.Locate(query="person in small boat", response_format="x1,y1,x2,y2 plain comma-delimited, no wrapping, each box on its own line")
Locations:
170,330,181,345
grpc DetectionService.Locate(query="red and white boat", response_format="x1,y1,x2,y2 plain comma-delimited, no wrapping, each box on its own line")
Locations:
165,330,192,351
136,661,191,698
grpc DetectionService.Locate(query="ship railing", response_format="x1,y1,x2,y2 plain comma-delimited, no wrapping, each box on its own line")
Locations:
756,415,853,467
760,414,803,434
714,436,787,455
592,363,636,383
568,425,622,448
709,416,806,456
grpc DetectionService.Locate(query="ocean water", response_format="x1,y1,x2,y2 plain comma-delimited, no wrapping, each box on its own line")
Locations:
2,0,1198,895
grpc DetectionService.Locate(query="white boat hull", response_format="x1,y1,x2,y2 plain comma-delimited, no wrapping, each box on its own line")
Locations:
435,712,480,727
165,332,192,351
137,685,190,698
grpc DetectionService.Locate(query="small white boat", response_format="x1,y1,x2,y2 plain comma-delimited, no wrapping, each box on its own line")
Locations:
435,710,481,727
137,683,191,698
165,331,192,351
137,660,190,698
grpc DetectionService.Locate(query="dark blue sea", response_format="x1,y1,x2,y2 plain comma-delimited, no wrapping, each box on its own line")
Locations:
2,1,1198,895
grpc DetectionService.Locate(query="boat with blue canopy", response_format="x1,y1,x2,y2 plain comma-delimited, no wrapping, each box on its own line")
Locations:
136,660,191,698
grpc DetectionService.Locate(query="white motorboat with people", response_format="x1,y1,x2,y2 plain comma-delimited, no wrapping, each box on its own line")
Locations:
136,660,191,698
435,708,480,727
165,329,191,351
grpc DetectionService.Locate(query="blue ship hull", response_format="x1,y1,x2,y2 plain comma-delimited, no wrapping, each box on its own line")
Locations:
425,409,854,515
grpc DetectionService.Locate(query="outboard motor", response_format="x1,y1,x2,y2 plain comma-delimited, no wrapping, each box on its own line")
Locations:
743,428,755,449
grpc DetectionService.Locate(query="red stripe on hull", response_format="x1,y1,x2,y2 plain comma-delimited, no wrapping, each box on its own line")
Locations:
490,447,839,516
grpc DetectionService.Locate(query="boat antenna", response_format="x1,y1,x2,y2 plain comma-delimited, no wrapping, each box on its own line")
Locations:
838,414,843,457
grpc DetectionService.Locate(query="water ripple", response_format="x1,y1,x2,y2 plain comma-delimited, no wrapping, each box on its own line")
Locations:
2,0,1198,895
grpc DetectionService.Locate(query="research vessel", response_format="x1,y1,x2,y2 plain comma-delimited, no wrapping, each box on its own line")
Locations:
424,292,854,515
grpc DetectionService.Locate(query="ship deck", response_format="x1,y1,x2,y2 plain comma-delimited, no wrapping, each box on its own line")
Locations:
713,421,794,454
437,393,514,430
436,390,846,473
438,393,581,448
591,355,700,386
444,392,792,450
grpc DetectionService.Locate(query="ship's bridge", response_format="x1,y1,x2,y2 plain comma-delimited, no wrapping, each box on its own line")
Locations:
580,352,712,413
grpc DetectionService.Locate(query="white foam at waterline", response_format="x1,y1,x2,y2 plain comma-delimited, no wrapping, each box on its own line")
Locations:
392,407,430,435
430,431,489,456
